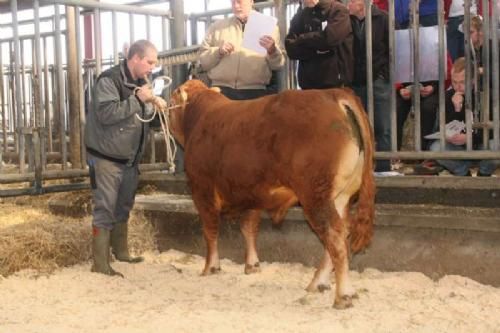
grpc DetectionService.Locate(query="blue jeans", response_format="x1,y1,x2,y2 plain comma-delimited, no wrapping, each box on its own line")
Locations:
353,78,392,172
429,140,498,176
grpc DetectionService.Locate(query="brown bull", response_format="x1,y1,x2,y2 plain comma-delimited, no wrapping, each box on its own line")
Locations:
168,80,375,309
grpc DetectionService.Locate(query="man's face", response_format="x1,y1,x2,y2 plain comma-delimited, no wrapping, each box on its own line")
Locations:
303,0,319,8
347,0,364,16
130,47,158,80
470,27,483,48
232,0,253,22
451,69,465,93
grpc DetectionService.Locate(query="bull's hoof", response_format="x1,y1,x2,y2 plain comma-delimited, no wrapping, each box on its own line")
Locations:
305,283,331,293
333,295,353,310
201,267,221,276
244,263,261,275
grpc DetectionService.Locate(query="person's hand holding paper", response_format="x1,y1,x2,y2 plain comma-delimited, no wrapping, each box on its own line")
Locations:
242,10,278,55
424,120,466,142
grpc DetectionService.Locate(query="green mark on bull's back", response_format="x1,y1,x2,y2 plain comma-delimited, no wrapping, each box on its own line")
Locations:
330,121,344,131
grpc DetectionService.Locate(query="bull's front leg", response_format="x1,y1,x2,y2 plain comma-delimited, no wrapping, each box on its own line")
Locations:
196,203,222,275
240,209,262,274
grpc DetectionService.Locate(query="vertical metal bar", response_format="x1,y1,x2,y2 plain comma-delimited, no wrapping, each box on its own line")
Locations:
481,0,490,147
54,4,67,169
66,5,82,169
20,41,27,127
389,0,397,151
438,0,446,148
190,17,198,45
146,15,151,41
464,0,473,150
170,0,186,88
411,0,421,151
149,131,155,163
33,1,43,191
112,10,119,65
0,43,6,154
75,6,87,165
9,42,17,152
365,0,374,127
83,13,94,60
275,0,287,92
129,12,135,45
162,16,168,50
491,0,500,150
34,1,43,130
94,8,102,76
43,37,53,153
11,0,26,172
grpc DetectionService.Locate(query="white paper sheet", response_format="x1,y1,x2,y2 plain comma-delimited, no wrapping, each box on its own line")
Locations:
424,120,466,140
241,10,277,55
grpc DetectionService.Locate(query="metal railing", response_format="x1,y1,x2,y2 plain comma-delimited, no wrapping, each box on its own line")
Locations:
1,0,500,197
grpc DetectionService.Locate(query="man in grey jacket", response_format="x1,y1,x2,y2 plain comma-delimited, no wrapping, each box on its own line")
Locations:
85,40,166,276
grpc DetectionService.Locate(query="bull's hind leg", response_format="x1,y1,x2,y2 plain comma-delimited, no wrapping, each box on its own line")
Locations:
304,195,356,309
305,249,333,293
240,209,262,274
328,193,357,309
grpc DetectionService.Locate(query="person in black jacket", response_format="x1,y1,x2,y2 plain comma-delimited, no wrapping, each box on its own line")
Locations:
285,0,354,89
429,57,498,176
348,0,393,174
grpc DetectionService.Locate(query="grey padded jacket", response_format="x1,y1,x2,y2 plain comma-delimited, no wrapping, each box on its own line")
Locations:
85,61,152,165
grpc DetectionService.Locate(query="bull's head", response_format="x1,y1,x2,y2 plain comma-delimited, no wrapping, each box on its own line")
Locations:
168,79,221,147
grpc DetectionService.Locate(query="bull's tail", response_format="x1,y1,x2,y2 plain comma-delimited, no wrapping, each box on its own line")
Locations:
340,94,375,253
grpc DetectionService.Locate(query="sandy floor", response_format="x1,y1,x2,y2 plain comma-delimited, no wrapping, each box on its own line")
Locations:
1,249,499,333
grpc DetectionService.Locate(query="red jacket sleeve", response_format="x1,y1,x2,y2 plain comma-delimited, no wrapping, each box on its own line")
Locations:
444,0,452,20
373,0,388,12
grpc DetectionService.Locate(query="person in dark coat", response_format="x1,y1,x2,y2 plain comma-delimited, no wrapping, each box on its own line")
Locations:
348,0,394,174
285,0,354,89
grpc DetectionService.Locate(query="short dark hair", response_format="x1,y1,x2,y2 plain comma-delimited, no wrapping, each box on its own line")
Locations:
127,39,157,60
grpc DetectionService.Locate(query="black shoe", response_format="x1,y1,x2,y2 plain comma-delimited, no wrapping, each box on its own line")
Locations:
477,171,491,177
412,161,442,175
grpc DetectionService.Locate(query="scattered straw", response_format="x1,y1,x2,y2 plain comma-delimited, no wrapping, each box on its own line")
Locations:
0,192,158,277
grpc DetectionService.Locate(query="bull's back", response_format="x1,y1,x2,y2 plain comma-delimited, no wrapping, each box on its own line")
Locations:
184,88,366,210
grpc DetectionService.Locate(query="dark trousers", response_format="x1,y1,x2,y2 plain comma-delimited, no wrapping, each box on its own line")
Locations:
353,78,392,172
87,153,139,230
216,86,271,100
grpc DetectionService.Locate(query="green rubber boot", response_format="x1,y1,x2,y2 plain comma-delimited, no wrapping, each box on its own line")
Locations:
91,227,123,277
110,223,144,263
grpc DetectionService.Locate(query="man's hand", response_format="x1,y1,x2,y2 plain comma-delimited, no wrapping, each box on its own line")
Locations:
135,85,154,103
151,96,167,110
420,85,434,97
259,35,277,55
219,41,235,56
452,92,464,112
399,87,411,100
447,133,466,146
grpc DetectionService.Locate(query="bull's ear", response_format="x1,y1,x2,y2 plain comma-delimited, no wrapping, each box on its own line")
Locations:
210,87,221,94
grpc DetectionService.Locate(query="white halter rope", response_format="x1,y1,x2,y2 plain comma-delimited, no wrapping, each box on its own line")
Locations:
134,75,178,173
